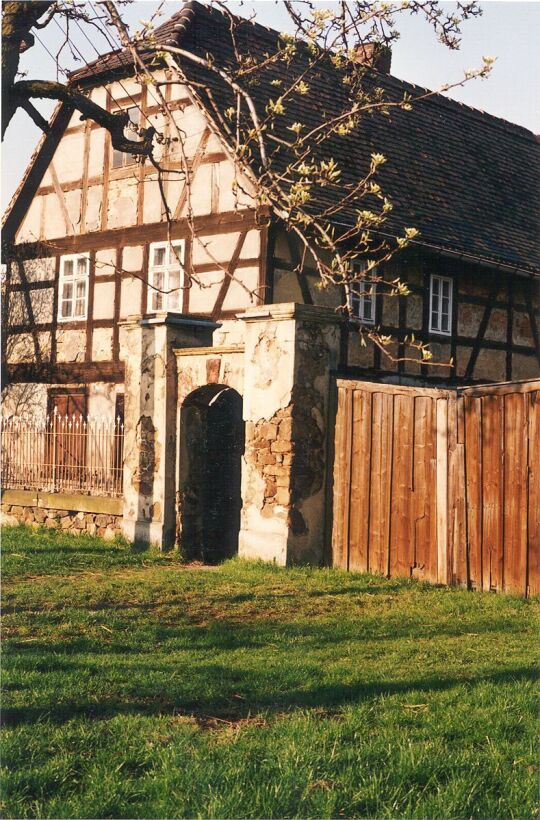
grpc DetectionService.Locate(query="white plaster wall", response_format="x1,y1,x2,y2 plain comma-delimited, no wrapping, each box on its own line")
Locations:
190,164,212,215
218,160,257,211
22,257,55,283
66,189,82,233
15,198,41,243
88,382,117,418
120,277,143,318
93,282,116,320
123,246,143,271
213,319,245,347
87,129,106,177
222,267,260,311
1,383,48,421
188,272,222,314
42,192,68,238
95,248,116,276
243,318,296,422
84,185,103,233
56,329,86,363
54,133,85,183
30,288,54,324
107,178,138,229
176,350,244,404
192,231,247,266
92,327,113,361
142,176,163,224
6,333,35,363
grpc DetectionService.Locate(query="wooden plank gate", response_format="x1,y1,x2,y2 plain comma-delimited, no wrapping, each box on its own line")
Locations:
330,378,540,596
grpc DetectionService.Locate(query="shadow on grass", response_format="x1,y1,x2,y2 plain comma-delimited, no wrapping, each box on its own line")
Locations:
2,664,536,728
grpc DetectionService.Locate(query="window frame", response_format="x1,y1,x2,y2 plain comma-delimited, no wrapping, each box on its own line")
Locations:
57,253,90,322
147,240,186,314
428,274,453,336
350,262,377,325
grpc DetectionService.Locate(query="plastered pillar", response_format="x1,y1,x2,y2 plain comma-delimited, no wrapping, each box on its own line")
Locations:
119,312,217,548
238,303,343,565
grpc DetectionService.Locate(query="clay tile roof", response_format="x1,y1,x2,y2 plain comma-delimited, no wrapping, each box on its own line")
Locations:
70,0,540,273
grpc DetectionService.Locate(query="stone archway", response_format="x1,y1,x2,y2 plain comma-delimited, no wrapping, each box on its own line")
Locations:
178,384,244,563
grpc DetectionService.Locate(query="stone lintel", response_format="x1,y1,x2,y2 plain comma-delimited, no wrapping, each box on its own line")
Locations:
174,345,245,358
237,302,344,325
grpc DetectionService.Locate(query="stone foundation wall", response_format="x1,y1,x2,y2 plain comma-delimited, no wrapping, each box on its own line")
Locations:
0,490,123,539
1,503,121,539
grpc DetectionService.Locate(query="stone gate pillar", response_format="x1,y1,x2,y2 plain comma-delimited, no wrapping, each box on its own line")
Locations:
119,312,218,548
238,303,343,565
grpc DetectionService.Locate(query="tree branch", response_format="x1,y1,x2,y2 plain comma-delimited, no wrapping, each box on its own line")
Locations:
9,79,155,155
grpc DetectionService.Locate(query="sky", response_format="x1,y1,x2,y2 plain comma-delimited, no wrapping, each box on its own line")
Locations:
2,0,539,211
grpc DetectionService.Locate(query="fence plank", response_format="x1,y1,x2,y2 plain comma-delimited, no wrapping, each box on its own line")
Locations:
463,396,483,589
447,394,459,586
527,391,540,596
390,395,414,578
481,395,504,591
412,397,431,581
436,398,449,585
331,387,352,569
348,390,372,572
369,392,394,575
453,397,468,587
503,393,528,594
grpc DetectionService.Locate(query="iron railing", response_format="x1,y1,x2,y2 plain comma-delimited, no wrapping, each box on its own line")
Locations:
1,412,124,497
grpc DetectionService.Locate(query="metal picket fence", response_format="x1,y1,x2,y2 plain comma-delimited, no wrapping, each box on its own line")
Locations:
1,412,124,497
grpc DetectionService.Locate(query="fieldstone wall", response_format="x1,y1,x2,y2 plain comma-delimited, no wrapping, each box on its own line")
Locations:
1,503,121,539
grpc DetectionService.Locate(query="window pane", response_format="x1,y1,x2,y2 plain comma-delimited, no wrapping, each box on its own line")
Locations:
441,313,449,333
61,300,71,319
171,244,183,265
153,247,166,267
431,311,439,330
112,149,124,169
127,106,140,127
76,256,87,277
168,270,181,310
76,280,86,299
431,290,439,313
150,271,164,311
62,282,73,300
63,260,74,278
363,298,372,321
442,279,450,298
432,276,440,296
74,298,85,317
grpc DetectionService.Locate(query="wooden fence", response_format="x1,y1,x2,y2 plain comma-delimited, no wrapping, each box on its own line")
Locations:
330,378,539,596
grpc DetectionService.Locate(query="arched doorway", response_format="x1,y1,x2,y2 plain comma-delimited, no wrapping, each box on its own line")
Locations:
178,385,244,563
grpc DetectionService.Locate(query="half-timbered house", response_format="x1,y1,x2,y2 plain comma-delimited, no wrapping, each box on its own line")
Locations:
2,1,539,571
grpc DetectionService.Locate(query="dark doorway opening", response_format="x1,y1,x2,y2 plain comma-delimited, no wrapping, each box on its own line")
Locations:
179,384,244,563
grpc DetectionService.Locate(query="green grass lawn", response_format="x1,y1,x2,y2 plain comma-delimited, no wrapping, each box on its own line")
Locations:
1,525,538,819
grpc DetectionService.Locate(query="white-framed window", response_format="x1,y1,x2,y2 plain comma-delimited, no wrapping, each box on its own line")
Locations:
429,274,453,335
351,263,377,324
58,253,90,321
147,240,185,312
112,106,141,169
